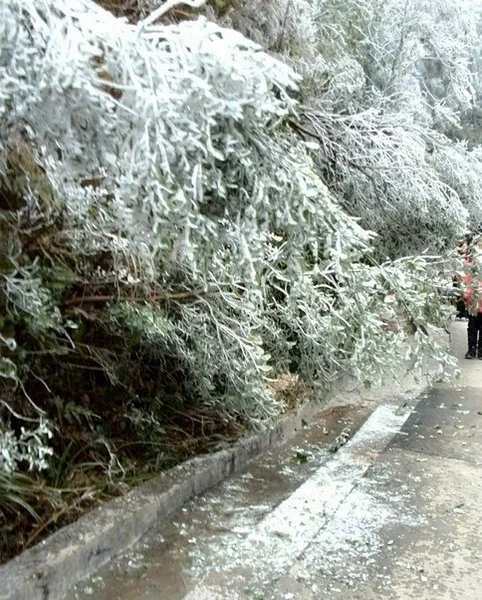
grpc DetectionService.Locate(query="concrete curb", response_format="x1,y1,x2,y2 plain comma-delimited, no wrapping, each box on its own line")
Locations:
0,397,329,600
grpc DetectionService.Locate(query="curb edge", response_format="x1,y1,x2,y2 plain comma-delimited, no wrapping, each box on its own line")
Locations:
0,397,328,600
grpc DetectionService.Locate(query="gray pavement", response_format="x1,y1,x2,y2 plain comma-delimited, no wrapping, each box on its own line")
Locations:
73,321,482,600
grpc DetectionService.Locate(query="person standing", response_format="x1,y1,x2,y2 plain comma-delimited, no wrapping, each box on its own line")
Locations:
462,238,482,359
455,238,470,319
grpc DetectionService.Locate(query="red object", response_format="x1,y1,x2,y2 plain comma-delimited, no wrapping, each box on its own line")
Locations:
462,271,482,313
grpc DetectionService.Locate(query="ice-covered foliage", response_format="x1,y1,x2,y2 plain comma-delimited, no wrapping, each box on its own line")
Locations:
0,0,460,496
0,420,53,475
294,110,469,257
215,0,482,254
351,0,478,126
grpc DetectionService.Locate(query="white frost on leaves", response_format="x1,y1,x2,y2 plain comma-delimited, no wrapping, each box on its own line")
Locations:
0,418,53,473
0,0,464,475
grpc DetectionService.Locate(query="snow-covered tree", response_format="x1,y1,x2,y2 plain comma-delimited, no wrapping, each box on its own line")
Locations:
212,0,482,255
0,0,462,549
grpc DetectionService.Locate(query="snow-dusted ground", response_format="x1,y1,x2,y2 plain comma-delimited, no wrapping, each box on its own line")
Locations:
74,322,482,600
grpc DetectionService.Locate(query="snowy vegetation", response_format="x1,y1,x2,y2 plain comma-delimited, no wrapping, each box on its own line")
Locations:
1,0,480,557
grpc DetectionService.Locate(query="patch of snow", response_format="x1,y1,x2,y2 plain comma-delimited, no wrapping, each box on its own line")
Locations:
184,404,417,593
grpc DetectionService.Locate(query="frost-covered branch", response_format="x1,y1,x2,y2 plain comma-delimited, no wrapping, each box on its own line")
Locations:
296,108,470,256
140,0,206,26
0,0,463,485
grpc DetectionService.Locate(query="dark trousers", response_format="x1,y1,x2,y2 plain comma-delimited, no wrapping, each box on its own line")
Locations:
467,313,482,353
456,298,468,319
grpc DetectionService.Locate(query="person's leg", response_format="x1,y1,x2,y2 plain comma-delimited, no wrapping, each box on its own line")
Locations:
456,298,466,319
466,316,477,358
477,314,482,359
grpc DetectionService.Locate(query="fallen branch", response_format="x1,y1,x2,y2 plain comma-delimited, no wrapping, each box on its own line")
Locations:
64,289,210,306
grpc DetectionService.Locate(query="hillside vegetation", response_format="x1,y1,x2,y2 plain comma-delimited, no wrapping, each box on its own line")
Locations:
1,0,479,560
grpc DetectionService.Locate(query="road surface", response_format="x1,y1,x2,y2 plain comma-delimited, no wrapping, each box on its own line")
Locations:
74,321,482,599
